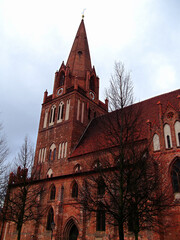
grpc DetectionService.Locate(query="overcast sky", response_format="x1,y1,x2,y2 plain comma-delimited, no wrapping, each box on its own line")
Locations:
0,0,180,164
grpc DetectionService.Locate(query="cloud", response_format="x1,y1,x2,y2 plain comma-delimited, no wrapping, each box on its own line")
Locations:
0,0,180,164
154,65,176,91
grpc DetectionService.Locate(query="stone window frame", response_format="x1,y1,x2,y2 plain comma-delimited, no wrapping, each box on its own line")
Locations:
49,105,56,126
57,101,65,123
164,123,172,149
96,204,105,231
174,121,180,147
72,181,78,198
50,184,56,200
153,133,160,151
46,207,54,230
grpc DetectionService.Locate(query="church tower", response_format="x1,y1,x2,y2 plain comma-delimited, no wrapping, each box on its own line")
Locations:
33,19,108,179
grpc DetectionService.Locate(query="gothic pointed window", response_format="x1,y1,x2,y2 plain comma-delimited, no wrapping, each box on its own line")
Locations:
50,185,56,200
53,148,56,161
43,109,49,128
72,182,78,198
49,143,56,162
164,124,172,149
128,201,139,232
97,177,105,196
153,134,160,151
171,158,180,193
90,76,95,91
49,150,52,161
167,135,171,148
96,206,105,231
47,168,53,178
57,102,64,123
175,121,180,147
65,99,71,120
49,105,56,126
93,160,102,170
59,71,65,87
74,164,81,173
46,207,54,230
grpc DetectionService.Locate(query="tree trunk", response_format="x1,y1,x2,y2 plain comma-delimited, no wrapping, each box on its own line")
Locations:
134,232,138,240
0,219,5,240
118,223,124,240
17,225,22,240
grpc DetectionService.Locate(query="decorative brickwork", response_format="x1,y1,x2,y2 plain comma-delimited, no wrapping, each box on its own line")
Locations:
1,19,180,240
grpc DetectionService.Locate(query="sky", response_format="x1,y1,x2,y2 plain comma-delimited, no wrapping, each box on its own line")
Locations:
0,0,180,164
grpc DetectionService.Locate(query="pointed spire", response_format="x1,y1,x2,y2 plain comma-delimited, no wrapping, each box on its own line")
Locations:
66,19,92,78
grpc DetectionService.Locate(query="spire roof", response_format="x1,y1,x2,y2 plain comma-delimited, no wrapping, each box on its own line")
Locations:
66,19,92,78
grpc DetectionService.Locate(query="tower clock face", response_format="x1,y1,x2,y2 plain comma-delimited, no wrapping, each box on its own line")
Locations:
89,91,95,100
57,88,63,96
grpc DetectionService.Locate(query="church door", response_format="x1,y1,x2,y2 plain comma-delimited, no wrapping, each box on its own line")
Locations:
69,224,79,240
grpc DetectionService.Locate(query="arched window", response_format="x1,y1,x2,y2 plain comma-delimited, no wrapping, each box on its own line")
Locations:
53,148,56,161
90,76,95,91
57,102,64,122
175,121,180,147
47,168,53,178
49,105,56,125
96,206,105,231
49,144,56,161
50,185,56,200
74,164,81,173
77,99,80,121
69,224,79,240
97,177,105,196
171,158,180,193
61,142,64,158
59,71,65,87
38,149,41,163
164,124,172,149
167,135,171,148
153,134,160,151
65,99,71,120
128,201,138,232
72,182,78,198
43,109,49,128
46,207,54,230
49,150,52,161
93,160,102,170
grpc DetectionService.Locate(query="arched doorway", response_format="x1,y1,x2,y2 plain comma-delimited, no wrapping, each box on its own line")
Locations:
69,224,79,240
63,218,79,240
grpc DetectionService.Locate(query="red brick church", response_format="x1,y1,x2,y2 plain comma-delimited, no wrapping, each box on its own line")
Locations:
1,18,180,240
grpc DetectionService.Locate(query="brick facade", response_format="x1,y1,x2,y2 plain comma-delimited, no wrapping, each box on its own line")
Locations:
1,19,180,240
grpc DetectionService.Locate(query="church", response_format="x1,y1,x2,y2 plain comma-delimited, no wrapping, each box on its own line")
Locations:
1,18,180,240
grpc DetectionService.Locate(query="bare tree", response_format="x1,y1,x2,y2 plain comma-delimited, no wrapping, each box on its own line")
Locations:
79,62,172,240
0,123,8,207
106,61,133,110
2,137,45,240
0,122,9,240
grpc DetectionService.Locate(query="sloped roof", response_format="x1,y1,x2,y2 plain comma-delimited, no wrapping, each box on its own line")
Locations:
70,89,180,158
66,19,92,78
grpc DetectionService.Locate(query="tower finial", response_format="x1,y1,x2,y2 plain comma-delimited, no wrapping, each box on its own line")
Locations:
82,8,86,19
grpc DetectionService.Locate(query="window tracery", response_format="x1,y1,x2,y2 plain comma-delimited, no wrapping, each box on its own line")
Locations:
50,185,56,200
72,182,78,198
164,124,172,149
49,105,56,126
46,207,54,230
57,101,64,123
175,121,180,147
153,134,160,151
171,158,180,195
